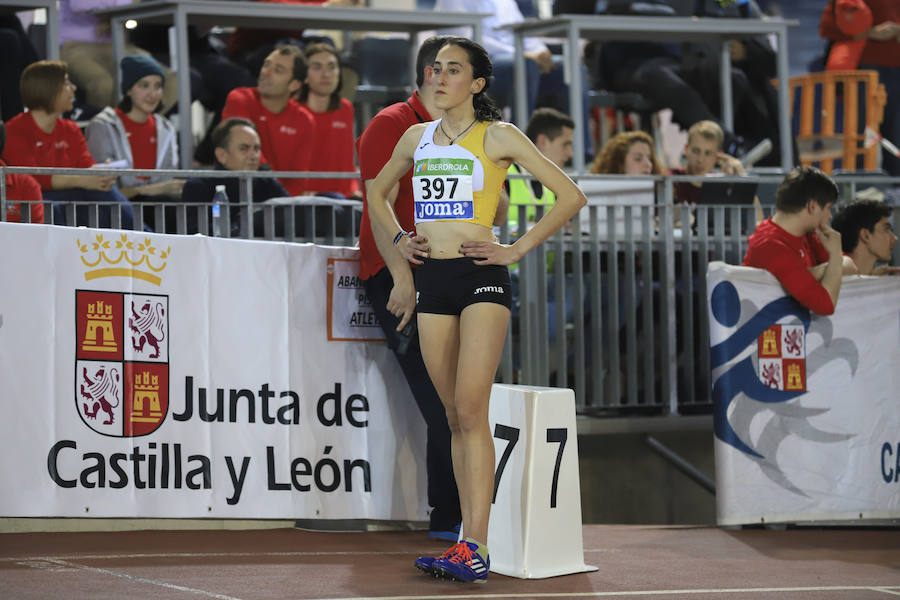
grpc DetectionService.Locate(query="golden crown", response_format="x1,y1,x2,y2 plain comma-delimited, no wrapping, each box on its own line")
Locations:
77,234,171,286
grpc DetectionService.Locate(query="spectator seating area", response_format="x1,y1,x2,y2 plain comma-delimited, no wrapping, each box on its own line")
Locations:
4,0,897,178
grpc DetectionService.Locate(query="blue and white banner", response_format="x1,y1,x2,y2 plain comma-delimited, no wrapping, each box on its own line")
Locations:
0,222,427,520
708,262,900,525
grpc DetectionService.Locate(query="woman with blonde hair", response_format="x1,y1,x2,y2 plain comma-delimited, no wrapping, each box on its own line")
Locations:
367,36,585,584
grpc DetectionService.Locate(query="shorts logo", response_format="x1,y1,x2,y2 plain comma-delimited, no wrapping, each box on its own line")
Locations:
474,285,504,295
76,290,169,437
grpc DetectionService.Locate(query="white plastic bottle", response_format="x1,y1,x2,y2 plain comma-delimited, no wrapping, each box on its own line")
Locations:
212,184,228,237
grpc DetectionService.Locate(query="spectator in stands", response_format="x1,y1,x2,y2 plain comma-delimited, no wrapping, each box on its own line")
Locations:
672,120,746,205
820,0,900,175
181,117,288,236
85,56,184,204
831,199,899,276
58,0,177,114
367,37,586,583
297,43,360,199
505,108,573,231
0,15,40,121
125,22,256,166
0,119,43,223
225,0,360,103
356,35,462,545
591,130,663,176
2,60,134,229
742,167,853,316
597,0,787,165
222,45,314,196
666,120,751,231
434,0,593,158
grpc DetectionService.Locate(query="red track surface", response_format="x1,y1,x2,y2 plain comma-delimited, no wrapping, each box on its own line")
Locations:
1,525,898,599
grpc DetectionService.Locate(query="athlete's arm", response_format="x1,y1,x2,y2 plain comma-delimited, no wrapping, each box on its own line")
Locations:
367,124,427,328
462,122,585,265
365,178,418,331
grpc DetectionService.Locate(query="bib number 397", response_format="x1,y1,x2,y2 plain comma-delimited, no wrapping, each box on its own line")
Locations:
413,158,475,221
419,176,458,200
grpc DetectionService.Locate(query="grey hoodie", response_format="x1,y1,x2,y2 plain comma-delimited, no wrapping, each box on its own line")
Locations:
85,107,179,190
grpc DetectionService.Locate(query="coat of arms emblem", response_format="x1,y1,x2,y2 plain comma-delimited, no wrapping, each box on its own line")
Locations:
757,324,806,392
75,290,169,436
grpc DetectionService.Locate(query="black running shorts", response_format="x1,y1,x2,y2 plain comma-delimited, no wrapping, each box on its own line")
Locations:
414,257,511,315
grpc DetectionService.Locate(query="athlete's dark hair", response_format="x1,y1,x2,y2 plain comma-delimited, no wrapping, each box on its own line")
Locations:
439,37,502,122
831,199,893,254
774,166,838,214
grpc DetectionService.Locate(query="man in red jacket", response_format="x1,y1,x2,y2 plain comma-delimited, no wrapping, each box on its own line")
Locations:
222,45,314,196
743,167,854,316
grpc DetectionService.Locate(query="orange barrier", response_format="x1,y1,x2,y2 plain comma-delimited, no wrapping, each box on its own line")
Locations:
778,70,886,174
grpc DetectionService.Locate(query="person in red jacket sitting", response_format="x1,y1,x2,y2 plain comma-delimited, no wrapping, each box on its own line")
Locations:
1,119,43,223
297,43,360,199
820,0,900,175
2,60,135,229
742,167,855,316
221,45,314,196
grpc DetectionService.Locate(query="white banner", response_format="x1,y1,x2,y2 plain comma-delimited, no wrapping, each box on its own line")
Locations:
707,262,900,525
0,222,427,519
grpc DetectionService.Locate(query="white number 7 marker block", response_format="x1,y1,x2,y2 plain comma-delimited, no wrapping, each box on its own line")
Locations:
487,384,598,579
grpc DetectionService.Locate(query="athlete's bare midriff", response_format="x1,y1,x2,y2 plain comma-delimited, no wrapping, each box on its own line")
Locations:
416,220,495,258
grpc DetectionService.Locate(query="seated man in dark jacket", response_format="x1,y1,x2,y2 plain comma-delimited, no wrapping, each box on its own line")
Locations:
580,0,789,165
181,117,288,236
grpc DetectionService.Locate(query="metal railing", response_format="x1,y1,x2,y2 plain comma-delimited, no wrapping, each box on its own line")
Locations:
0,167,363,246
496,172,900,415
3,167,899,415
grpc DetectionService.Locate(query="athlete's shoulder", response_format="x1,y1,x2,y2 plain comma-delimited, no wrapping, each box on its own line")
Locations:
402,121,430,140
484,120,526,143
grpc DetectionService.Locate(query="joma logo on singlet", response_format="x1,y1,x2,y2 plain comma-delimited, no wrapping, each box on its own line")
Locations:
415,200,473,220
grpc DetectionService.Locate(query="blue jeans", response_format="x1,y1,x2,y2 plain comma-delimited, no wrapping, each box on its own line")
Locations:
45,186,137,230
